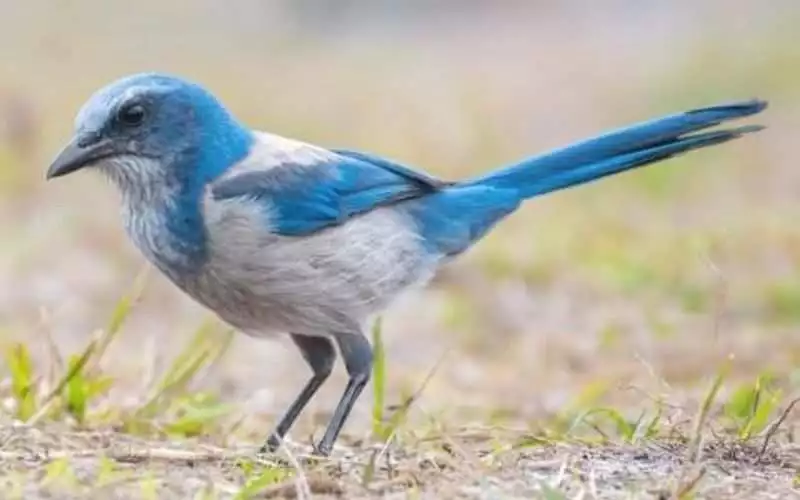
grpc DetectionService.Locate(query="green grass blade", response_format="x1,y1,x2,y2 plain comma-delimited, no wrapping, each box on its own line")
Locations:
371,317,386,439
95,266,150,364
45,341,95,403
4,342,37,421
567,407,635,442
377,347,450,445
134,321,227,421
234,465,292,500
688,354,732,462
30,339,100,423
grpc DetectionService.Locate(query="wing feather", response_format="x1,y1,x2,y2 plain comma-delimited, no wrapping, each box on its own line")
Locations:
210,136,445,236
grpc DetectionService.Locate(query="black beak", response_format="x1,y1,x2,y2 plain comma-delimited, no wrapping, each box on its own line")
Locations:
46,135,114,180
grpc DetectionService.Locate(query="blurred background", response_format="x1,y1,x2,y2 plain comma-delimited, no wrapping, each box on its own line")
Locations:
0,1,798,437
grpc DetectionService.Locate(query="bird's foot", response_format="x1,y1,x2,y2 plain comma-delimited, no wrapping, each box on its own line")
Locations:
258,433,283,455
311,441,331,457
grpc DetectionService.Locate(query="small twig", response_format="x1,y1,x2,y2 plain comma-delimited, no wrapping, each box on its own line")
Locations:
711,461,732,477
587,465,599,500
374,346,452,464
552,457,571,490
140,333,160,395
0,447,280,465
36,306,65,380
757,396,800,462
438,432,485,471
279,441,311,500
672,466,707,499
257,476,343,499
365,474,417,493
92,264,151,368
219,410,249,445
510,458,564,471
632,352,673,392
702,244,728,344
204,326,237,376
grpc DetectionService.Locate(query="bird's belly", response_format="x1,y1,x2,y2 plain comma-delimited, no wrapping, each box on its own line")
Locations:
189,205,439,336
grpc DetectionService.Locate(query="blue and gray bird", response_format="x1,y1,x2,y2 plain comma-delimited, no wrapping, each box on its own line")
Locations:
46,73,766,455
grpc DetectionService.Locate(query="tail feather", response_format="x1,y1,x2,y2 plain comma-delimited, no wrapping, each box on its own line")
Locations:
467,99,767,199
408,99,766,257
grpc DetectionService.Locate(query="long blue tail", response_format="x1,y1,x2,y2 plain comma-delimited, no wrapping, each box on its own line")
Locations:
409,99,766,256
466,99,767,199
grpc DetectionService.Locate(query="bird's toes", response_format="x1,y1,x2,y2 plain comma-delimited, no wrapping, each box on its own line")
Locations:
259,434,283,454
311,442,332,457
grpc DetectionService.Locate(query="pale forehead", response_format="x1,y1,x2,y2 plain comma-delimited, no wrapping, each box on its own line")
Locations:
73,74,178,130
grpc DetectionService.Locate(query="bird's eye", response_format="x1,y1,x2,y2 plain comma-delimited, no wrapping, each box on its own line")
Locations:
117,103,146,127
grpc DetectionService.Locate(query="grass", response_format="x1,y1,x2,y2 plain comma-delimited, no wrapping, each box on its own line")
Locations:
1,284,798,498
1,2,800,498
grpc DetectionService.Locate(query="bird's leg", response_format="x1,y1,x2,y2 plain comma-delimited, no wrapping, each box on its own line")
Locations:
314,332,373,456
261,334,336,454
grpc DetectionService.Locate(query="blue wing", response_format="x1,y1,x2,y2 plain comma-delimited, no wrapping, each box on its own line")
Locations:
211,146,449,236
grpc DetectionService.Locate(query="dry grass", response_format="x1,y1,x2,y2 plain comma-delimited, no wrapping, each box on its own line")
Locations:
1,1,800,498
0,425,798,498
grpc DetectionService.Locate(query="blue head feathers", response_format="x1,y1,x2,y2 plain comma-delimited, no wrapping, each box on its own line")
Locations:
48,72,253,184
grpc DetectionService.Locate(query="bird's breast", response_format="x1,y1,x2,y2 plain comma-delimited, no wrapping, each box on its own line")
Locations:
116,178,202,282
183,196,441,335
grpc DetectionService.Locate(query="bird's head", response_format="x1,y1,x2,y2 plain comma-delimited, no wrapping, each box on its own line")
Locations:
47,73,253,190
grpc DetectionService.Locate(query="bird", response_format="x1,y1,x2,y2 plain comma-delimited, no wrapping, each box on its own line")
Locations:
46,73,766,456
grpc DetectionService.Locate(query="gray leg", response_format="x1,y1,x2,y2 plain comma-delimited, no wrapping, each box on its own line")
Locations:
314,332,373,456
260,334,336,453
